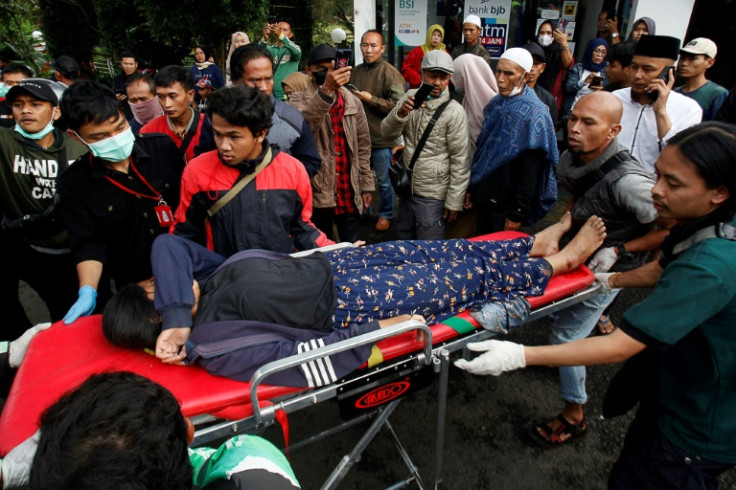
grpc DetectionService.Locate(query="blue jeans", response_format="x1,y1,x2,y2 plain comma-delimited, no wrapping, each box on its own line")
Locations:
370,147,394,219
549,290,620,404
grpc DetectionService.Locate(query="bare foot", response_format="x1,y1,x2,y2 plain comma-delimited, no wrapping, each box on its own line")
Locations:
546,216,606,275
531,212,573,257
596,314,615,335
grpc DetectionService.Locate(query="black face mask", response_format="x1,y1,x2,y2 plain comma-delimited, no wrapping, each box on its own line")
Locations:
312,69,328,86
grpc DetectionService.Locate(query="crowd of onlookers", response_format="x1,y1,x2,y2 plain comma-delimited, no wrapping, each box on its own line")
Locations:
1,9,736,489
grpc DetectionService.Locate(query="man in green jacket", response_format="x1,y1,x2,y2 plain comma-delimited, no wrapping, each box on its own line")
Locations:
259,18,302,101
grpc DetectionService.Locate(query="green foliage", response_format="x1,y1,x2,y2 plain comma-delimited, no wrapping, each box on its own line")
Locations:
312,0,354,41
0,0,51,75
34,0,269,74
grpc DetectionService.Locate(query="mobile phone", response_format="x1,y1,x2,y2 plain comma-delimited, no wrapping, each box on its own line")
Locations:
268,15,277,24
590,75,603,88
345,83,359,92
411,82,434,109
648,65,674,101
335,48,352,69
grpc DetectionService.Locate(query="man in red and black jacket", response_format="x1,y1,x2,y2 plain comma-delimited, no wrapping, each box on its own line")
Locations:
173,85,332,257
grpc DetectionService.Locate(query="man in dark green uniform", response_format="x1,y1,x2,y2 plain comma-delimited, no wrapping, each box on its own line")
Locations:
456,121,736,488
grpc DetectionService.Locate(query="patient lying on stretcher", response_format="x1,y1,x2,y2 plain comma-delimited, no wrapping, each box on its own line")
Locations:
102,214,606,387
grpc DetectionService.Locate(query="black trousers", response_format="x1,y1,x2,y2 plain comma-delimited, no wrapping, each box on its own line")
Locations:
312,208,361,243
0,232,77,340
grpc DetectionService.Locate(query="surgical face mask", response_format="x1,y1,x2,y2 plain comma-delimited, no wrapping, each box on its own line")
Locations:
312,69,328,86
537,34,553,47
14,108,57,140
508,78,526,97
78,127,136,162
0,83,9,99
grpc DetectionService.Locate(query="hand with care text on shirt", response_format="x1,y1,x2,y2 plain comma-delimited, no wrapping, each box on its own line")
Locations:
454,340,526,376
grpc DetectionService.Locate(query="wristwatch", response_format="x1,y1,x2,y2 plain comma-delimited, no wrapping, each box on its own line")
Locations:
614,242,629,258
611,33,619,38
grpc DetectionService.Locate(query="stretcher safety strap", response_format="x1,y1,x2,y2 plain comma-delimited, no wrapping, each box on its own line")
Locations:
440,311,478,335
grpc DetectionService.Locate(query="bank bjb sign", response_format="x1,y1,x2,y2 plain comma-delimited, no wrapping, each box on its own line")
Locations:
464,0,512,57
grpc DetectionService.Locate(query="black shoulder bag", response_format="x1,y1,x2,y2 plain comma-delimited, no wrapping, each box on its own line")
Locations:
389,100,451,198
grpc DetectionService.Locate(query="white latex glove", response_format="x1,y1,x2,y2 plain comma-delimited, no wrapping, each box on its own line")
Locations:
595,272,619,293
587,246,618,272
453,340,526,376
9,322,52,368
1,430,40,488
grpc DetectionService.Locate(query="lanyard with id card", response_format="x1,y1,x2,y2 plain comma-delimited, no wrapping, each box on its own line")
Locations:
104,158,173,227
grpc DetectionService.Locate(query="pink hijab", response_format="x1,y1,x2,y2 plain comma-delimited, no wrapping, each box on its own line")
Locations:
451,54,498,156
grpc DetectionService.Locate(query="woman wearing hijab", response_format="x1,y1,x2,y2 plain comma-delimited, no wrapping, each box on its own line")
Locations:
535,20,574,112
190,44,224,92
447,53,499,238
626,17,656,43
562,38,608,115
401,24,447,88
451,54,498,158
225,32,250,86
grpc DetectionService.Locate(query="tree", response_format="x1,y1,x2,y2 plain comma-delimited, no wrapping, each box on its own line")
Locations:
37,0,99,71
0,0,50,75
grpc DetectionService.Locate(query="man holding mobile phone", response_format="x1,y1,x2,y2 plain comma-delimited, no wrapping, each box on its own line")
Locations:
614,35,702,173
350,30,405,232
381,50,469,240
259,17,302,101
289,44,374,242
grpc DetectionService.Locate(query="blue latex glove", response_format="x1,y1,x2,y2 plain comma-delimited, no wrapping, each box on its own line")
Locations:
63,286,97,324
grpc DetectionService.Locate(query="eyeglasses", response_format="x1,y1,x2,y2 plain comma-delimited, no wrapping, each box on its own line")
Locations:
593,48,607,55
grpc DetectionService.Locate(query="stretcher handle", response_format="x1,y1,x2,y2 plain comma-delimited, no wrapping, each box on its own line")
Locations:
249,319,433,425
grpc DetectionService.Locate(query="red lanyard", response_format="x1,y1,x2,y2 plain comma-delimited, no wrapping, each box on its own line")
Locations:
103,158,163,203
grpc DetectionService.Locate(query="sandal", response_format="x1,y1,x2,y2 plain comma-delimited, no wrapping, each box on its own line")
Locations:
530,414,587,449
596,314,615,335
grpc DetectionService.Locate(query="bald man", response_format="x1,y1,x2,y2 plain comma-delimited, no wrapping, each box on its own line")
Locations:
532,91,673,447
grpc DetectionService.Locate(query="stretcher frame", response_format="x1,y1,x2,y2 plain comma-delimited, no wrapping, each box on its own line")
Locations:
189,282,602,489
0,234,600,489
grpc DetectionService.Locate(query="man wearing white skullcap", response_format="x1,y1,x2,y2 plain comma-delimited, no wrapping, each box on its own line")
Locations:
469,47,559,233
450,14,492,67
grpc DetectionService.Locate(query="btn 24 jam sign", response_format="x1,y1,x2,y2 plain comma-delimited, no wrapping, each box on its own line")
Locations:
464,0,512,57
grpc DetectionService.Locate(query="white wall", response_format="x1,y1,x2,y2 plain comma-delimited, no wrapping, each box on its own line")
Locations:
354,1,376,65
628,0,695,42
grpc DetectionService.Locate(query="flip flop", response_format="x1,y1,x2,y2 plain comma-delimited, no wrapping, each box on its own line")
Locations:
530,414,587,449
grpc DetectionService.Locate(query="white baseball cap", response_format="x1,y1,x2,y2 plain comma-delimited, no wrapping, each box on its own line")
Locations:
680,37,717,58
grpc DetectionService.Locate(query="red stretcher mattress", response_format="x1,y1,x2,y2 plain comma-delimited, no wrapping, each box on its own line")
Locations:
0,232,593,455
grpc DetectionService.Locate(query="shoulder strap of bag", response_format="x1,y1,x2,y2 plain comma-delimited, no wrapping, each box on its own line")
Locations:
207,147,272,218
571,150,629,198
408,100,452,170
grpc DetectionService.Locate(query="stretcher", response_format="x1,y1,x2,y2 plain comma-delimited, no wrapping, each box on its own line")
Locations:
0,232,600,488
